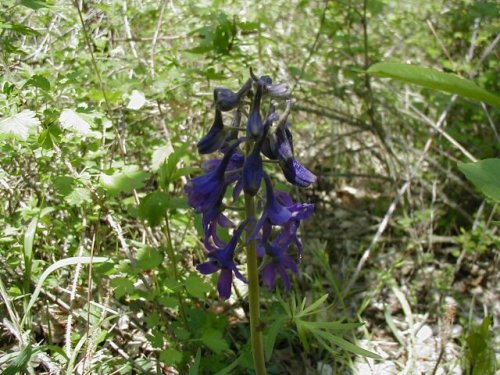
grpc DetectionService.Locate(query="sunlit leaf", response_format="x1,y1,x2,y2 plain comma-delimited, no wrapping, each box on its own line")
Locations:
0,110,41,141
100,166,149,195
367,63,500,107
126,90,147,110
59,109,99,138
151,144,174,171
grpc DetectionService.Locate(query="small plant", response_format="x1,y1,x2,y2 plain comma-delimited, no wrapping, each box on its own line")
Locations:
185,70,316,373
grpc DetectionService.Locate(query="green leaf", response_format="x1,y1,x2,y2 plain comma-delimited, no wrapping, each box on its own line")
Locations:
185,274,211,299
3,345,35,375
20,0,50,9
100,166,149,195
159,348,183,366
24,217,38,266
23,256,110,324
136,247,163,271
65,187,92,206
264,317,286,360
367,63,500,107
314,329,382,360
138,191,170,226
53,176,75,196
189,348,201,375
201,329,229,354
24,74,50,91
110,277,135,299
458,159,500,202
299,293,329,317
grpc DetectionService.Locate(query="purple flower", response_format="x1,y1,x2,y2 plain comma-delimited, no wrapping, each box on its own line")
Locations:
197,109,226,154
258,75,291,99
242,145,263,196
202,202,234,251
214,79,252,112
273,122,316,187
196,221,248,299
261,240,299,291
185,142,239,213
246,84,263,139
251,174,293,238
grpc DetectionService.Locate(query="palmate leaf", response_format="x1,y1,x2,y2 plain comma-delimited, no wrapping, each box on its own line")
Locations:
367,63,500,107
458,159,500,203
313,329,382,360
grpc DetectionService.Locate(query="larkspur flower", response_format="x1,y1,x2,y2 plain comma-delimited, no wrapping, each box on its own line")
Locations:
214,79,252,112
272,121,316,187
196,221,248,299
261,240,299,291
197,109,226,154
185,141,239,213
251,173,293,238
202,199,234,251
258,75,291,99
246,82,264,139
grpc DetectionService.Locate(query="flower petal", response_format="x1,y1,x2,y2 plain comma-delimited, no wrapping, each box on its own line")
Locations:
217,268,233,299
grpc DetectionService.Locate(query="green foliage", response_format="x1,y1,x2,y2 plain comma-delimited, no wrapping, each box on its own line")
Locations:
368,63,500,106
281,294,380,360
458,158,500,202
463,316,496,375
0,0,497,373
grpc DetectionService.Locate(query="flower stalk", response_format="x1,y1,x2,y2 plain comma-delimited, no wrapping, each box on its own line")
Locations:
244,191,267,375
185,70,315,373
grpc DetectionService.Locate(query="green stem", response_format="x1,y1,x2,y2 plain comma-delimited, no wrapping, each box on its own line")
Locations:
164,212,189,328
244,192,267,375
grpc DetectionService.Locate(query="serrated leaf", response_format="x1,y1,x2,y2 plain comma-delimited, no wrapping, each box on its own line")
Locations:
59,109,99,137
136,247,163,271
458,159,500,202
53,176,75,196
24,74,50,91
100,166,149,195
367,63,500,107
110,277,135,299
0,110,41,141
151,144,174,171
126,90,146,110
65,187,91,206
159,349,183,366
185,273,211,299
139,191,170,226
201,329,229,354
